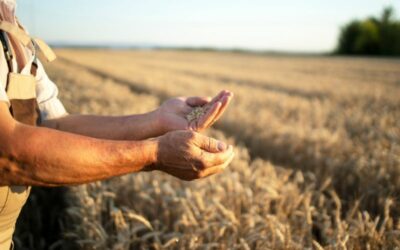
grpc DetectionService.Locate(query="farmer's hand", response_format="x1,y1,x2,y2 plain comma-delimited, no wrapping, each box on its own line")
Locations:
156,90,233,133
148,130,234,181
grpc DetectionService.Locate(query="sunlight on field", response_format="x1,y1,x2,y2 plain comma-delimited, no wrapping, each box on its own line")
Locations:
20,50,400,249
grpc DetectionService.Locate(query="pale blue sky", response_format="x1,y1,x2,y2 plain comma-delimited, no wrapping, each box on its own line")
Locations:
16,0,400,52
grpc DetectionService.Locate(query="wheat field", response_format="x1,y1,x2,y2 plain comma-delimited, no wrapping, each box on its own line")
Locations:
15,50,400,249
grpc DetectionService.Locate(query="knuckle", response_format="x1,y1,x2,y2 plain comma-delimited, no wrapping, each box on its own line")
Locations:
181,142,191,153
191,157,205,170
186,148,198,160
196,151,209,169
197,158,207,170
184,131,197,142
188,130,197,138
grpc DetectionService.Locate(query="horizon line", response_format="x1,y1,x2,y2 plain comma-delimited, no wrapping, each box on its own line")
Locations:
49,42,332,55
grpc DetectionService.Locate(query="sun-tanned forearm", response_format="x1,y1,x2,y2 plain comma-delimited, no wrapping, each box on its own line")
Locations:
41,91,234,141
0,122,157,187
41,111,162,140
0,89,236,186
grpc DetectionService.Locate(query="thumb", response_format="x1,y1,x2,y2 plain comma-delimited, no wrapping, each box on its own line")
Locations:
186,96,211,107
193,133,227,153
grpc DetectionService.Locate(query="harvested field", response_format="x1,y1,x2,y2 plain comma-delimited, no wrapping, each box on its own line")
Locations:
15,50,400,249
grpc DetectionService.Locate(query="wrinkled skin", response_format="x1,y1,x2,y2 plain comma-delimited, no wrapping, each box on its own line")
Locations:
149,130,235,181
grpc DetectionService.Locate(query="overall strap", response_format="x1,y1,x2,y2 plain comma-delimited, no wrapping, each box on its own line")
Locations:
0,20,56,63
0,21,55,126
33,38,56,62
0,21,30,46
0,31,13,70
16,19,57,63
0,31,13,90
0,28,40,125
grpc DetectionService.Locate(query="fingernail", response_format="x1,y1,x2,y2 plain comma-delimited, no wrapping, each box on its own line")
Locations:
218,141,227,151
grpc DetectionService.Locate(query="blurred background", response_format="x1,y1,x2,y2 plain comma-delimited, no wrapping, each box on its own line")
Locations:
12,1,400,250
18,0,400,55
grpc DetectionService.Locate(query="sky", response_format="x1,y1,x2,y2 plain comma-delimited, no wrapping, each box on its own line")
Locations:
16,0,400,53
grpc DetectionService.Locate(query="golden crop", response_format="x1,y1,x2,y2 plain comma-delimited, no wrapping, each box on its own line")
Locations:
15,50,400,249
186,106,206,123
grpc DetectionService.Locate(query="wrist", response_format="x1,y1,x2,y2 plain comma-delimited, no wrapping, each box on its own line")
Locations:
150,108,167,136
122,111,164,140
141,137,159,171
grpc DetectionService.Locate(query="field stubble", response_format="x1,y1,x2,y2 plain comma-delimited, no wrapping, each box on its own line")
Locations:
15,50,400,249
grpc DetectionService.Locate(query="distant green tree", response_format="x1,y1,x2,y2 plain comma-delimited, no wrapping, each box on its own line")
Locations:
336,7,400,56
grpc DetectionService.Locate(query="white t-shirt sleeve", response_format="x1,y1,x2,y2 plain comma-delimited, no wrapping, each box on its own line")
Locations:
0,43,10,106
35,60,68,120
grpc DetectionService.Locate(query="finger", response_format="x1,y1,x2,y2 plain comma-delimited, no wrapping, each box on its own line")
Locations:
208,92,233,126
208,90,226,106
186,96,211,107
196,101,221,130
204,90,231,113
198,152,235,178
200,144,233,167
192,145,233,170
164,150,234,181
193,133,228,153
210,90,232,104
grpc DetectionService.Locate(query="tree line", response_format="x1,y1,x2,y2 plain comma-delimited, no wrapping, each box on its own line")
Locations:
336,7,400,56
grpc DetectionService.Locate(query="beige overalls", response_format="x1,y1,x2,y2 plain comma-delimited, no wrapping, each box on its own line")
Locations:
0,20,56,249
